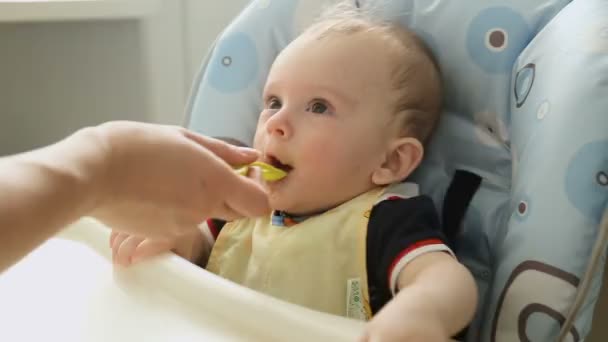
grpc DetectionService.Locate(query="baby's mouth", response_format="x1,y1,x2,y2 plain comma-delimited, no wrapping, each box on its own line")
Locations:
266,155,293,174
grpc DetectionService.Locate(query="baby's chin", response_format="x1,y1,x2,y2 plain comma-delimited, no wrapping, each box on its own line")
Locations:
268,192,304,214
268,194,333,217
268,194,297,213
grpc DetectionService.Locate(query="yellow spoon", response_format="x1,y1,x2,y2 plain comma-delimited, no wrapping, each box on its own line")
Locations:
234,161,288,181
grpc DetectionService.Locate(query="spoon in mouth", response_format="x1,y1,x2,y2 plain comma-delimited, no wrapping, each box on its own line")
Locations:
234,161,288,182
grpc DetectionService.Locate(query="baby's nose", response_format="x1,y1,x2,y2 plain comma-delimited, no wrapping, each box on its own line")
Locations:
266,110,292,138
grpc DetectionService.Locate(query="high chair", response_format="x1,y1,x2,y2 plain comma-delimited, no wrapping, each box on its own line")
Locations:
185,0,608,340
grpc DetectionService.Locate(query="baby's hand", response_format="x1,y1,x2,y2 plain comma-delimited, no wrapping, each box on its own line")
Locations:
109,229,206,267
110,231,175,266
360,299,449,342
361,315,448,342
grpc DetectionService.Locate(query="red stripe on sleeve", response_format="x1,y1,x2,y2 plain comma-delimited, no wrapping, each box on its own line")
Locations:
206,219,219,240
387,238,444,286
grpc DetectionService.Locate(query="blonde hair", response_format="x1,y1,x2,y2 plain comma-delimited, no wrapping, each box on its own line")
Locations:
304,1,443,143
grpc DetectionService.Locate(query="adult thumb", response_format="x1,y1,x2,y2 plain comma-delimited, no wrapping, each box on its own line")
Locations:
223,174,270,217
183,130,259,166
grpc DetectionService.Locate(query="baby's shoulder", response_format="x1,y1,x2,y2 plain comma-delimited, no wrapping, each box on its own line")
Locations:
370,182,439,224
375,182,422,204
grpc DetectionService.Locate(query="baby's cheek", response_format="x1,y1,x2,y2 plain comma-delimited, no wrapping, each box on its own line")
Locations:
302,144,356,181
298,127,366,175
300,141,340,168
253,114,271,150
252,131,265,152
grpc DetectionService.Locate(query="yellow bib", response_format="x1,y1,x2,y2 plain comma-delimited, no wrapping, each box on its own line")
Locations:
206,188,385,320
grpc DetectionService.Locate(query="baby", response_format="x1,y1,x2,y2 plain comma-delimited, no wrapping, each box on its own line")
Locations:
111,3,477,341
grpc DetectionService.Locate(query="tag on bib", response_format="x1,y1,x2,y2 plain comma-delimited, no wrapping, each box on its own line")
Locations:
346,278,367,320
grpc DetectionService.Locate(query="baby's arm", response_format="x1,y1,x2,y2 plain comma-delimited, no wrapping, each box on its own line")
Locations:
363,252,477,341
398,252,477,335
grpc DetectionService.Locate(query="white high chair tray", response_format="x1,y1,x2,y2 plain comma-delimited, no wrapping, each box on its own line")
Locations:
0,219,365,341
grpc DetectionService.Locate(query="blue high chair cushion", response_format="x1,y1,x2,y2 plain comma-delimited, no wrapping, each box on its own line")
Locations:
186,0,608,340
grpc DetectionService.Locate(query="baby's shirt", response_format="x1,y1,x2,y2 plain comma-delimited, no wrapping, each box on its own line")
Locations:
198,183,453,317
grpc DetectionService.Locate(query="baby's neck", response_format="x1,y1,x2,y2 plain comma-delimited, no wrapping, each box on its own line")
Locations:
278,185,386,217
280,207,328,219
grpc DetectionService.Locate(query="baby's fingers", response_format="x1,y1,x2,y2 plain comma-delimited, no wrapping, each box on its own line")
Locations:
109,230,121,248
111,232,130,263
131,239,175,264
115,235,145,267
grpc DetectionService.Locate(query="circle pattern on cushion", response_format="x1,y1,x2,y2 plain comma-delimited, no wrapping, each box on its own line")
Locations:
208,32,259,93
467,6,531,74
565,140,608,224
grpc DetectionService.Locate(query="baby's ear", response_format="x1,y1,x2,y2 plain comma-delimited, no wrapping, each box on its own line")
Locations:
372,137,423,185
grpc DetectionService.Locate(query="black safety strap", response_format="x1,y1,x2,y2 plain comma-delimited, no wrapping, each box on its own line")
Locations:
442,169,482,248
443,169,482,340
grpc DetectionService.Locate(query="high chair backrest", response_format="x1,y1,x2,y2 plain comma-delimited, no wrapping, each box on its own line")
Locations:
184,1,608,340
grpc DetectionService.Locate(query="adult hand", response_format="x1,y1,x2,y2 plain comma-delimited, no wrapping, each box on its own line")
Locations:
87,121,270,237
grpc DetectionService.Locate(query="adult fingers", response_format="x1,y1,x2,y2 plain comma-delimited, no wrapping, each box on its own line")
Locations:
221,174,270,218
182,130,258,166
246,165,264,184
210,202,243,222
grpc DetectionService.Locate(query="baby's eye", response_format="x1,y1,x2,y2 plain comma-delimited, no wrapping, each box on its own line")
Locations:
267,97,282,110
307,100,331,114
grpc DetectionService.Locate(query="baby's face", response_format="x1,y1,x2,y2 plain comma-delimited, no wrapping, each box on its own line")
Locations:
253,30,400,215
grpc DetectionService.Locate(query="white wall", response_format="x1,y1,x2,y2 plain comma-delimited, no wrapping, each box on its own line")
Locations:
0,0,248,156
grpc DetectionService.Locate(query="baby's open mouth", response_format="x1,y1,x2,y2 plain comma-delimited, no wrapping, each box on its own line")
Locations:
267,155,293,173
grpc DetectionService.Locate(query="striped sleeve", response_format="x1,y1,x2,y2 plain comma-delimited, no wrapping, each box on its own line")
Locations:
366,195,454,314
198,219,227,250
387,237,453,296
